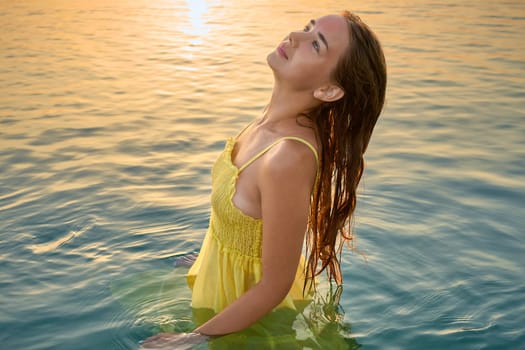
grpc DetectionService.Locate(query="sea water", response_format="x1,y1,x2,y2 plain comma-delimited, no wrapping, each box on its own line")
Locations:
1,0,524,349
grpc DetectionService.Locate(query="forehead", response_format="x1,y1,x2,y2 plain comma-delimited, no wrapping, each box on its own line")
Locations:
314,15,349,49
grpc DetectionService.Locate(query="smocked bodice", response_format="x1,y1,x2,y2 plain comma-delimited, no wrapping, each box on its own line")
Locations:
209,137,263,258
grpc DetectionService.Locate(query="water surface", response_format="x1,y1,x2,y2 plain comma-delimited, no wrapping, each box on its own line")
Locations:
1,0,524,349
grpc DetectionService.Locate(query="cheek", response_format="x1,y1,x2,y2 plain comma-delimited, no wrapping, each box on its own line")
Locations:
291,56,331,85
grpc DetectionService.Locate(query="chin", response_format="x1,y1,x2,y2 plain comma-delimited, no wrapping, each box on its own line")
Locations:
266,51,276,68
266,51,283,75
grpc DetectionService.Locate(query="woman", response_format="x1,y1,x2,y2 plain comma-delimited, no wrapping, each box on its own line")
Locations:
142,10,386,348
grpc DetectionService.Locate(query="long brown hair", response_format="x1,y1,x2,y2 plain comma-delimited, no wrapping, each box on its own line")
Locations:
305,11,387,288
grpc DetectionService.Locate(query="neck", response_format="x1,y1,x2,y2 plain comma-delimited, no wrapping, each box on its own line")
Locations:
259,80,318,125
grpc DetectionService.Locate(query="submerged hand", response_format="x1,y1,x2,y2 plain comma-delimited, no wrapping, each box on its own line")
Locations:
140,332,208,349
173,252,199,268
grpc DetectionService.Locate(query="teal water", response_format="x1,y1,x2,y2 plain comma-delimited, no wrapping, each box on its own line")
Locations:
1,0,524,349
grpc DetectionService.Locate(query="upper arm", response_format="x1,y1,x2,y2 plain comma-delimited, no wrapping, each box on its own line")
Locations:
257,140,317,300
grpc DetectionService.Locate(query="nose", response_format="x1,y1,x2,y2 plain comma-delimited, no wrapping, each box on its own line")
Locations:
288,31,309,48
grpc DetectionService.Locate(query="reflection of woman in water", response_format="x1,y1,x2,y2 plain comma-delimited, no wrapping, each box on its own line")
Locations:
142,10,386,348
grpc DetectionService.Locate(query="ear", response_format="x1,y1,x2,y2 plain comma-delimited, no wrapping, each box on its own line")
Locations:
313,84,345,102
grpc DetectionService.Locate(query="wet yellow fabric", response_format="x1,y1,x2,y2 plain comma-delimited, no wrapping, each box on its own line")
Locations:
187,135,318,313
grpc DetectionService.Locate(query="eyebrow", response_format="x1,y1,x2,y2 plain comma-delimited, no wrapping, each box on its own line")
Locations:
310,19,329,50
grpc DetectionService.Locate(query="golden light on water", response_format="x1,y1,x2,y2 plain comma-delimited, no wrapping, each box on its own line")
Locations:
183,0,210,39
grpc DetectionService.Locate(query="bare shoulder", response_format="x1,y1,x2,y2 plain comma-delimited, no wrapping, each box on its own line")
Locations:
260,137,318,186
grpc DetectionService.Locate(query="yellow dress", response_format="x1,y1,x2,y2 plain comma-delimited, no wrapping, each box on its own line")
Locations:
187,135,319,314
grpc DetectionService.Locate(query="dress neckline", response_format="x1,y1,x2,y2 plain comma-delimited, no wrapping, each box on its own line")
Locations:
223,137,263,222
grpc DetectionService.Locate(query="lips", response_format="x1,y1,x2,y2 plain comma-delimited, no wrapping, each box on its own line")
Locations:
277,44,288,59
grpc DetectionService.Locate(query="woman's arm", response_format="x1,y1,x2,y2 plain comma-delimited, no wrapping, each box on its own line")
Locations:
194,140,317,336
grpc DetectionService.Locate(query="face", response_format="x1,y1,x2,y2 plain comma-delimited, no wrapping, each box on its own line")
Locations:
267,14,350,92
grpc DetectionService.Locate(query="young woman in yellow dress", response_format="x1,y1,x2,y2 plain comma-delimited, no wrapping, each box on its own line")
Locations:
142,10,386,348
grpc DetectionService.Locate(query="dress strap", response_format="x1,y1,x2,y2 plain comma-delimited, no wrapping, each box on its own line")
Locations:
234,120,256,139
238,137,319,173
